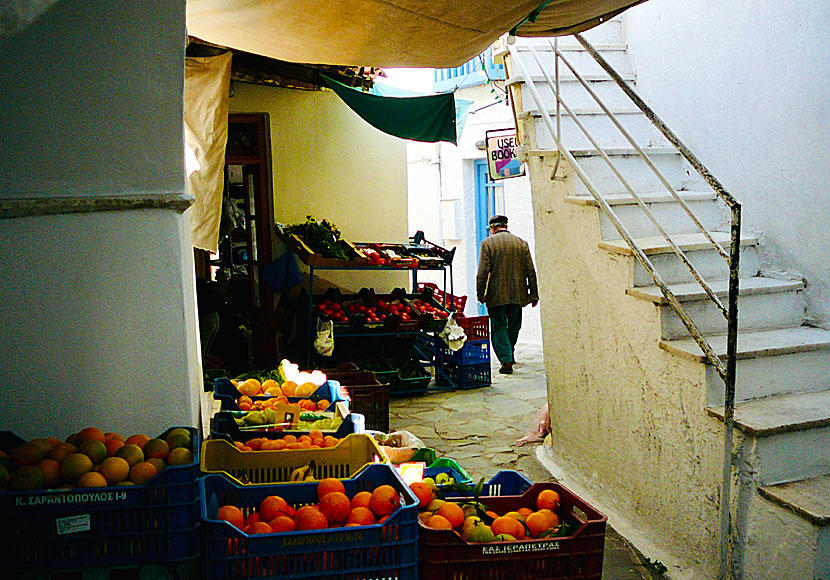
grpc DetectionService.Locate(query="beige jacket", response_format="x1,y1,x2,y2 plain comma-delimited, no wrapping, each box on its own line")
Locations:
476,229,539,308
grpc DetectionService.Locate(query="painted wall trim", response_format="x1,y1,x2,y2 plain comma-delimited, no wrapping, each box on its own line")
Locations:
0,194,194,219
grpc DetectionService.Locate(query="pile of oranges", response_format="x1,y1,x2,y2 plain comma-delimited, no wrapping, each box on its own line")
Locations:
230,431,341,451
217,477,401,533
411,479,563,543
231,378,330,412
0,426,193,492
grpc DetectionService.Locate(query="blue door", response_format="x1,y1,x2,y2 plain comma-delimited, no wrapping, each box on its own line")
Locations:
474,159,503,315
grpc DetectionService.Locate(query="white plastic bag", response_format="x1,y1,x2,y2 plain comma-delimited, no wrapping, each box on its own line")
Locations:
439,313,467,351
314,318,334,356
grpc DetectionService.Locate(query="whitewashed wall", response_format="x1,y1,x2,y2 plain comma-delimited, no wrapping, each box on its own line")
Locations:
0,1,201,439
624,0,830,326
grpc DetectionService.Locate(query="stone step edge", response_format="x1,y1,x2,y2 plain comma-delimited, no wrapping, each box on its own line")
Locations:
659,326,830,364
626,276,804,305
758,474,830,526
599,232,759,256
705,388,830,437
564,191,717,207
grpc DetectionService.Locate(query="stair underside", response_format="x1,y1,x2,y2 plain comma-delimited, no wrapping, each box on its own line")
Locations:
626,276,804,304
759,474,830,526
660,325,830,363
599,231,758,256
706,388,830,436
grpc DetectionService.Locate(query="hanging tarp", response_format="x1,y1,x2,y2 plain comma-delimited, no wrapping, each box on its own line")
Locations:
185,52,232,253
322,74,458,145
186,0,648,69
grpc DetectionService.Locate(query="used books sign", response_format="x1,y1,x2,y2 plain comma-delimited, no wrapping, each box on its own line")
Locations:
486,128,525,181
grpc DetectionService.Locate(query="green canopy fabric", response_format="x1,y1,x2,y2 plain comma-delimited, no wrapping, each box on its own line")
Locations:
322,74,458,145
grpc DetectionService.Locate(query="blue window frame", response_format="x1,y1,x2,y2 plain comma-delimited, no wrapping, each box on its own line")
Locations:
433,47,506,93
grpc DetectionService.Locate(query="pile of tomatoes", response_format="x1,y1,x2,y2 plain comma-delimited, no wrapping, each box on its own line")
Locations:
410,298,450,319
314,299,349,323
344,301,387,322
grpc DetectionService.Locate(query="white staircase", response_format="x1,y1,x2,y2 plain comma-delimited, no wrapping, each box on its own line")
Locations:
504,18,830,580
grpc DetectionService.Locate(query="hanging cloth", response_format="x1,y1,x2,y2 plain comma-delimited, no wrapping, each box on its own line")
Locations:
185,52,232,253
321,74,458,145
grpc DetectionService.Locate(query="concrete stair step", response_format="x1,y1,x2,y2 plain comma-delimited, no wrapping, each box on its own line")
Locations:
564,191,717,206
599,231,758,256
527,108,669,150
707,389,830,485
660,325,830,363
707,388,830,437
507,44,631,79
512,74,638,111
629,276,805,339
759,473,830,527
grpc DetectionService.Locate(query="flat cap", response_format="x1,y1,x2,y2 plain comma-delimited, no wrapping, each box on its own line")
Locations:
488,214,508,226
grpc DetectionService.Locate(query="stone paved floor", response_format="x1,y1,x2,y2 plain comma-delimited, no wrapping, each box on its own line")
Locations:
389,342,665,579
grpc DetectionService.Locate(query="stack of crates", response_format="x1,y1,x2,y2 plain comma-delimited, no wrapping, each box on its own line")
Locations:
435,315,491,389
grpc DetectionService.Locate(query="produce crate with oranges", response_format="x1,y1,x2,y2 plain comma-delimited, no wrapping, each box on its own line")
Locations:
200,463,418,580
0,426,200,576
201,433,386,485
210,406,363,443
413,477,607,580
213,376,346,413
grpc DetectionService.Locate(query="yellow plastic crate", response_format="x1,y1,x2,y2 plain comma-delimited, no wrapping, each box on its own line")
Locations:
200,433,386,485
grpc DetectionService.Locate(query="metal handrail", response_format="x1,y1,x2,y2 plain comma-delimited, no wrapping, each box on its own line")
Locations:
506,33,741,580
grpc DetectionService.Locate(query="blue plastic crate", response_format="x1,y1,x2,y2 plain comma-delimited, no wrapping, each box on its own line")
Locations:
436,362,491,390
0,427,201,576
443,470,533,499
200,463,418,580
435,338,490,366
214,378,348,412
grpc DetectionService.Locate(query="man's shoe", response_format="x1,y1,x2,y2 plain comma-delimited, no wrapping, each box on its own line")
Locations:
499,362,514,374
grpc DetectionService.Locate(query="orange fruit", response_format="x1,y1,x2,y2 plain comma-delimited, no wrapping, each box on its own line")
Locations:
491,516,526,540
409,482,435,509
296,506,328,530
517,507,533,518
369,485,401,518
536,489,561,511
260,440,280,450
219,505,245,529
76,427,106,444
165,429,192,450
525,511,555,538
319,492,352,525
35,458,62,488
244,521,272,535
77,471,108,488
280,380,298,397
61,452,93,483
105,432,125,442
142,438,170,461
287,442,305,450
78,439,107,465
423,514,453,529
237,379,261,397
282,435,297,445
260,495,293,521
247,438,266,451
351,491,372,510
244,512,261,527
104,438,125,457
300,400,317,411
115,444,145,467
346,506,376,526
268,515,297,533
437,502,465,529
8,465,46,491
99,456,130,485
539,508,560,529
308,430,324,440
323,436,339,448
29,438,54,454
146,457,166,472
316,399,330,410
317,477,346,500
47,442,78,463
128,461,159,485
298,435,312,444
124,434,150,448
10,442,46,467
167,447,193,466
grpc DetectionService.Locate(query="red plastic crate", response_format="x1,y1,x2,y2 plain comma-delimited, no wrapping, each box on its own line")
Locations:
416,282,467,314
419,482,607,580
458,315,489,340
325,370,390,433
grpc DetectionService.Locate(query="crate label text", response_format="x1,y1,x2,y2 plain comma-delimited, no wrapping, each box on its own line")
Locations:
281,530,363,546
15,490,129,506
56,514,91,535
481,540,561,555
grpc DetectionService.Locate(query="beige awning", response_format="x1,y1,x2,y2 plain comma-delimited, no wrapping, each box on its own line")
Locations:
186,0,647,69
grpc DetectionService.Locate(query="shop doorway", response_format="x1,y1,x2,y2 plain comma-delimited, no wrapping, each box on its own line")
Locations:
474,159,504,315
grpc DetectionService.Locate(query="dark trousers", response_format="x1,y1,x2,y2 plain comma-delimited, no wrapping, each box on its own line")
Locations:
488,304,522,364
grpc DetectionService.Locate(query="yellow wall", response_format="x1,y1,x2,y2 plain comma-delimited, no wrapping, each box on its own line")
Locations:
229,81,410,292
